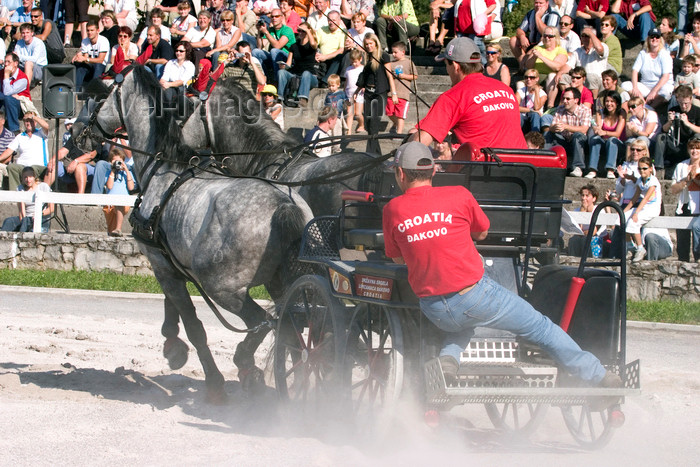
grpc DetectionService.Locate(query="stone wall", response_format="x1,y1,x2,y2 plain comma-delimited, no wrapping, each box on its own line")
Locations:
1,232,699,302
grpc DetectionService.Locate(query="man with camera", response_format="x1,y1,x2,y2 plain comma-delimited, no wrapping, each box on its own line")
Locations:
658,85,700,176
218,41,267,96
252,8,296,76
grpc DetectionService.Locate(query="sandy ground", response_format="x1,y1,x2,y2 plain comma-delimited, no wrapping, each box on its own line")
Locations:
1,287,699,466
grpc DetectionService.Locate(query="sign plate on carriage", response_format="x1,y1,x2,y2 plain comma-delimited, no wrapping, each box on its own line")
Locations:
355,274,393,301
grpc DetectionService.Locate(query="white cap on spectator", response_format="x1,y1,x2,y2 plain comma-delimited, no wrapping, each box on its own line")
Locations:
436,37,482,63
64,118,76,125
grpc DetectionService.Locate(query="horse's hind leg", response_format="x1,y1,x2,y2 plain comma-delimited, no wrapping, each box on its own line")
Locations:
162,296,189,370
233,294,271,392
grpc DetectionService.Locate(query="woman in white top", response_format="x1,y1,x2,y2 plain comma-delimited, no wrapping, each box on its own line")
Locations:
206,10,241,65
622,32,674,108
625,96,659,146
137,8,172,49
160,42,196,107
181,10,217,68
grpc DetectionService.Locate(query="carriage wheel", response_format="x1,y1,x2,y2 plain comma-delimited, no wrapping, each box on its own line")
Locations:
561,404,617,449
345,304,404,419
485,402,549,436
274,275,346,411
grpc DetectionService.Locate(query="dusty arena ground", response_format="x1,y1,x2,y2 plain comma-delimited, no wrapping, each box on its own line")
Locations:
0,286,699,466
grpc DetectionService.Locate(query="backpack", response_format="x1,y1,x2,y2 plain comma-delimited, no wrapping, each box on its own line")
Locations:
283,74,301,107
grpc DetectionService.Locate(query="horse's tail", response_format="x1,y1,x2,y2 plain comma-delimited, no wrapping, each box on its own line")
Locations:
272,202,310,245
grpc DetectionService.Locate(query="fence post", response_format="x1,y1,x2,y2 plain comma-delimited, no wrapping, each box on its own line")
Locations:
33,191,43,233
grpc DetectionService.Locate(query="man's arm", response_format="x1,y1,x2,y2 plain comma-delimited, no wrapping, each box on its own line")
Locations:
471,231,488,241
36,21,51,41
0,147,13,164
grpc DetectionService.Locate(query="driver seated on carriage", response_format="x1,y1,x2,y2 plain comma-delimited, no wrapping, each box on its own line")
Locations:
382,142,623,408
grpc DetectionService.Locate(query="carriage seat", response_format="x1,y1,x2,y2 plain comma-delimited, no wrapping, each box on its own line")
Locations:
344,229,385,250
353,261,408,281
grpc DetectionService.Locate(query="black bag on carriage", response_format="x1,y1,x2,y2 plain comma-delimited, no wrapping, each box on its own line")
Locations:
283,74,301,107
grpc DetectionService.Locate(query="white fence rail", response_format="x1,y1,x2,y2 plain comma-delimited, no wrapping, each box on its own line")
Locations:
566,211,694,230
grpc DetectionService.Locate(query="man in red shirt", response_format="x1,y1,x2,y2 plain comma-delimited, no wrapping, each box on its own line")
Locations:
0,52,32,133
610,0,655,42
382,141,622,398
409,37,526,160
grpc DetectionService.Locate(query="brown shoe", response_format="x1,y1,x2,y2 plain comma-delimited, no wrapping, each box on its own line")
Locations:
590,370,623,411
299,97,308,107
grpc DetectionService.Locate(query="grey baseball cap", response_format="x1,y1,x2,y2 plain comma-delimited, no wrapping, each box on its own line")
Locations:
391,142,435,170
437,37,482,63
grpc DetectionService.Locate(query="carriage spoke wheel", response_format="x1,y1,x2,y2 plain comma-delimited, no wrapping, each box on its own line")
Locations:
345,304,404,420
485,402,548,436
561,404,616,449
274,275,346,413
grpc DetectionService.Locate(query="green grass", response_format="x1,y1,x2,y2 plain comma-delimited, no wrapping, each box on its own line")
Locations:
0,269,698,325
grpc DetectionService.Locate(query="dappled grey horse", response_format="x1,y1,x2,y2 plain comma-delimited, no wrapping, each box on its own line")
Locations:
84,67,314,402
180,82,387,216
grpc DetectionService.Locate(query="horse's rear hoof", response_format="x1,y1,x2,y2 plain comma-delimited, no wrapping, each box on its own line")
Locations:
163,337,189,370
238,366,265,393
206,386,229,405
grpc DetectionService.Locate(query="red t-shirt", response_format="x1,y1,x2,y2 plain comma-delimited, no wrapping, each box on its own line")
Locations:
417,73,527,150
576,0,609,13
382,185,491,297
455,0,497,36
618,0,656,22
580,86,594,107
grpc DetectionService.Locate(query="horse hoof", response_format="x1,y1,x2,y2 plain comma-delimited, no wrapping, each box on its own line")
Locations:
238,366,265,392
206,386,229,405
163,337,189,370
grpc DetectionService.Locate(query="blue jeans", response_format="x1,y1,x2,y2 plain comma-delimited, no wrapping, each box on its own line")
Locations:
679,0,688,33
75,63,106,90
612,12,654,42
1,215,50,233
643,233,672,260
252,47,288,75
545,131,586,169
241,33,257,49
521,111,542,132
0,92,21,131
588,136,624,171
419,275,607,383
692,216,700,260
277,69,318,100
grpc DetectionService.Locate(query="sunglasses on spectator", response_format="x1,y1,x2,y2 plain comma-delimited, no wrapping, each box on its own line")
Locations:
628,104,638,109
562,97,574,101
601,23,611,27
571,75,583,79
649,34,661,39
222,18,233,21
630,148,645,152
486,50,498,55
638,166,651,170
271,14,282,18
31,14,41,18
560,22,572,26
176,49,186,52
118,34,130,37
525,75,538,80
543,34,555,39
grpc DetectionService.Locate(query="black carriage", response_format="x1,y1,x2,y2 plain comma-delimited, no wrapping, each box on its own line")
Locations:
273,146,641,449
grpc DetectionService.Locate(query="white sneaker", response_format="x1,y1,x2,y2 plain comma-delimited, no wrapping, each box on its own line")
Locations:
584,170,596,178
570,167,583,177
607,170,616,179
632,246,646,262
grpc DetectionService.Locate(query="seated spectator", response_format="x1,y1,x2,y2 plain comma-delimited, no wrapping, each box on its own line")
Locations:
622,29,673,108
545,87,590,177
641,227,673,260
31,7,65,64
568,184,604,257
8,0,31,41
553,66,594,110
235,0,259,46
72,20,110,90
99,10,120,48
218,41,267,98
253,8,295,75
0,52,34,133
574,0,607,36
600,15,622,74
102,147,135,237
561,26,608,99
624,156,662,261
674,55,700,99
109,26,138,75
340,11,374,73
427,0,453,53
453,0,498,60
483,43,510,87
304,105,339,157
208,0,226,30
616,139,646,207
51,137,97,193
549,0,576,20
510,0,561,65
180,10,216,69
253,0,277,28
558,14,581,61
63,0,89,46
670,137,700,262
109,0,138,31
137,26,175,78
341,0,376,24
596,69,630,112
92,135,133,195
523,26,568,96
658,85,700,173
0,111,49,191
658,16,680,59
277,23,318,107
525,130,546,149
136,8,172,49
206,9,242,65
682,13,700,58
294,0,314,19
610,0,655,42
587,91,626,179
170,1,198,46
0,110,13,188
280,0,302,33
625,96,659,148
0,166,52,233
517,68,547,133
316,10,346,81
307,0,333,31
375,0,420,52
262,84,284,130
160,42,195,108
15,23,47,84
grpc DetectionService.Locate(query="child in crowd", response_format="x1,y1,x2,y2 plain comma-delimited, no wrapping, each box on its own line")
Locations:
261,84,284,130
344,48,365,134
616,139,646,207
624,156,662,262
1,166,53,233
170,1,198,45
675,55,700,99
323,74,348,139
103,147,135,237
62,118,75,147
304,105,338,158
385,41,416,134
517,68,546,133
525,131,545,149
